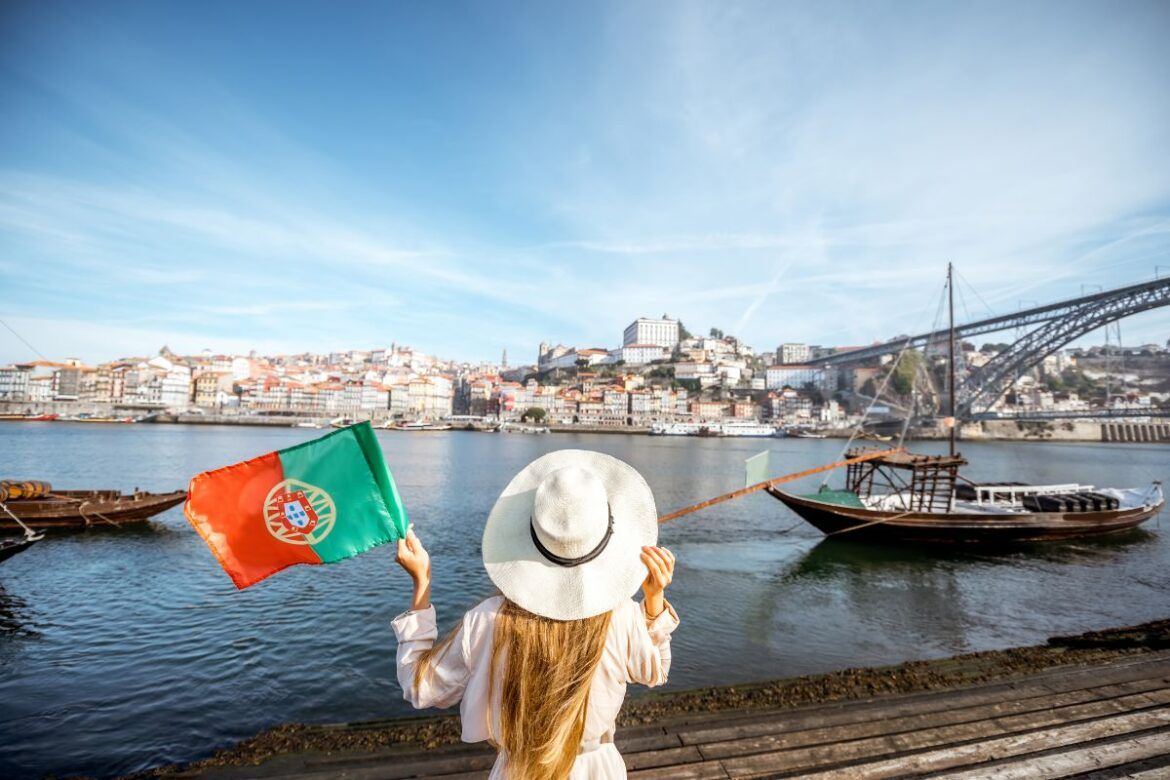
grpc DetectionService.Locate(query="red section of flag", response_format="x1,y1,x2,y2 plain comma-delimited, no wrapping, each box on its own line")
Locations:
185,451,320,589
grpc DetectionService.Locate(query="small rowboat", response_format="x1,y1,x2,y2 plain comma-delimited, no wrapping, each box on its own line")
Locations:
0,480,186,533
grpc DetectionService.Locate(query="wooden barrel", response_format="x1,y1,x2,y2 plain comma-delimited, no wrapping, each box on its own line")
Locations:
0,480,52,501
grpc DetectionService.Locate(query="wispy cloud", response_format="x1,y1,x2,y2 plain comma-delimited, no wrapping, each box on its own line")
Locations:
1,1,1168,365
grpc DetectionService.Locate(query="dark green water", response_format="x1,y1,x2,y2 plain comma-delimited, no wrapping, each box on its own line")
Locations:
1,423,1167,777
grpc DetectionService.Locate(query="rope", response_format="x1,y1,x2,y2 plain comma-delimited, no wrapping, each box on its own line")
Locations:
823,274,951,488
0,316,49,361
953,267,997,320
826,508,917,537
0,501,44,541
78,500,121,528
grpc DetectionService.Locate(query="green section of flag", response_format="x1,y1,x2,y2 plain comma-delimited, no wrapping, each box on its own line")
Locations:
745,450,772,487
276,422,408,564
350,420,410,539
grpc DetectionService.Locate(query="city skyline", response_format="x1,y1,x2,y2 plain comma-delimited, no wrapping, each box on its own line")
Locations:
3,1,1170,366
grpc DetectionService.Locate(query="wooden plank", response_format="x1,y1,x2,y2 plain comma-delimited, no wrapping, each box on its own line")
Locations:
677,676,1170,749
741,706,1170,780
930,728,1170,779
1113,760,1170,779
278,750,497,779
658,654,1170,742
627,761,730,779
617,732,684,754
296,745,493,769
698,688,1170,763
623,745,706,770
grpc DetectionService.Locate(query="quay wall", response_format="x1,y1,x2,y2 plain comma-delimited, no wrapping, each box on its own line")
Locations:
4,400,1167,442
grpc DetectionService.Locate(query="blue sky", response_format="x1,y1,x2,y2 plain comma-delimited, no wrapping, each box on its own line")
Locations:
2,0,1168,366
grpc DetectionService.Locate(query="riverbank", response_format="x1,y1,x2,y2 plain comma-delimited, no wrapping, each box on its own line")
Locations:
143,618,1170,777
4,413,1169,443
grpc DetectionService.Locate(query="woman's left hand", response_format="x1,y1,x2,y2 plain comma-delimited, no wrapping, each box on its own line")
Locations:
641,546,675,618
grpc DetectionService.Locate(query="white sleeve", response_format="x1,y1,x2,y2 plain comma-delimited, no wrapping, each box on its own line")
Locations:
625,600,680,687
392,606,470,709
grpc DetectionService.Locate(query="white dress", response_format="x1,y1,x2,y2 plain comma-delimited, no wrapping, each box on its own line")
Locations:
393,595,680,779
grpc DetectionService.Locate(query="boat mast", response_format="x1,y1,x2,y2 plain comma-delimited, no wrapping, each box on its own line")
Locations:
947,262,956,457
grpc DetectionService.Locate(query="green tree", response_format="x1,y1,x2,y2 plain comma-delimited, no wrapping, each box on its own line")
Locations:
522,407,547,423
709,327,724,339
677,320,692,340
890,350,923,396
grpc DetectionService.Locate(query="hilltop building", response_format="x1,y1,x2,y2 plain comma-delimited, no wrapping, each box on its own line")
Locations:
623,317,680,350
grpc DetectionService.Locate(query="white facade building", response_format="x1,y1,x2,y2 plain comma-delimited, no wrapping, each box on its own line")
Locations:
0,365,31,400
766,364,836,393
777,343,812,364
160,365,193,408
608,344,670,366
623,317,680,349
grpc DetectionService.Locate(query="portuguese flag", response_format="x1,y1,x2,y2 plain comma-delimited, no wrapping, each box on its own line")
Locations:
184,422,408,589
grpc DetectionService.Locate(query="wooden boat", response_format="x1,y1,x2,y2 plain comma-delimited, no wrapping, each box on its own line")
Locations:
0,480,186,533
0,534,42,562
769,449,1164,543
771,264,1165,544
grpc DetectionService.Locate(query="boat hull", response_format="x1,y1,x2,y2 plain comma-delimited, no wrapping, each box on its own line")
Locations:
768,488,1163,543
0,535,41,562
0,489,187,533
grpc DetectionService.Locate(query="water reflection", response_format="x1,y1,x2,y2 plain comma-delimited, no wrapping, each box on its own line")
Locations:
0,582,40,638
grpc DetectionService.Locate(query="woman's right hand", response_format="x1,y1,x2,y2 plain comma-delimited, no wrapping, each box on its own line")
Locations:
396,527,430,582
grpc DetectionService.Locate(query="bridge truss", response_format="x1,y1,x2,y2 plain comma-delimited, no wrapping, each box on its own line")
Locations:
815,277,1170,419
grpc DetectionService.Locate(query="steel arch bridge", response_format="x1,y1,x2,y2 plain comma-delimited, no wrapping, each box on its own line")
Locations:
813,277,1170,419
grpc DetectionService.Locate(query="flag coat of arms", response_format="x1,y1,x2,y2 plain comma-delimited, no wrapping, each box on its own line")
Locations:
184,422,408,588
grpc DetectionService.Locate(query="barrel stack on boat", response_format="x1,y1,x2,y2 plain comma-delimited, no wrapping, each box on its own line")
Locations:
0,479,186,538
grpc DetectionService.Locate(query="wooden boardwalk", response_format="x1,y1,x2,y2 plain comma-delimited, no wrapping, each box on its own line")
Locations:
192,651,1170,779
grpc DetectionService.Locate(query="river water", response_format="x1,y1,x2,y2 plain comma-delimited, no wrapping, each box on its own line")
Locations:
0,423,1167,777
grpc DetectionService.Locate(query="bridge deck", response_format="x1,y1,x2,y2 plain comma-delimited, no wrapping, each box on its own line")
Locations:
186,650,1170,779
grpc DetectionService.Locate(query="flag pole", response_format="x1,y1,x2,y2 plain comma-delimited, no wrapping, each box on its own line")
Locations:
657,447,903,524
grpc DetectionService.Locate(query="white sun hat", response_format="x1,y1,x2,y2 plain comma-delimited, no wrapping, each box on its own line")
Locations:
482,449,659,621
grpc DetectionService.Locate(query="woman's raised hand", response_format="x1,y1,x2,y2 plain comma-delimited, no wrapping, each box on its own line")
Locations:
396,527,432,611
640,546,675,619
396,527,430,581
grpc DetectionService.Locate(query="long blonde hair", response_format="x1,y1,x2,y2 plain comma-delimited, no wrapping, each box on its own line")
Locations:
414,598,613,780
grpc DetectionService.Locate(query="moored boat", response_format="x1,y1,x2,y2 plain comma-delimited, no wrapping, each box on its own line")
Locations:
499,422,548,434
650,422,702,436
717,421,778,437
769,449,1164,543
787,428,827,439
0,480,186,533
386,420,454,431
771,264,1166,544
